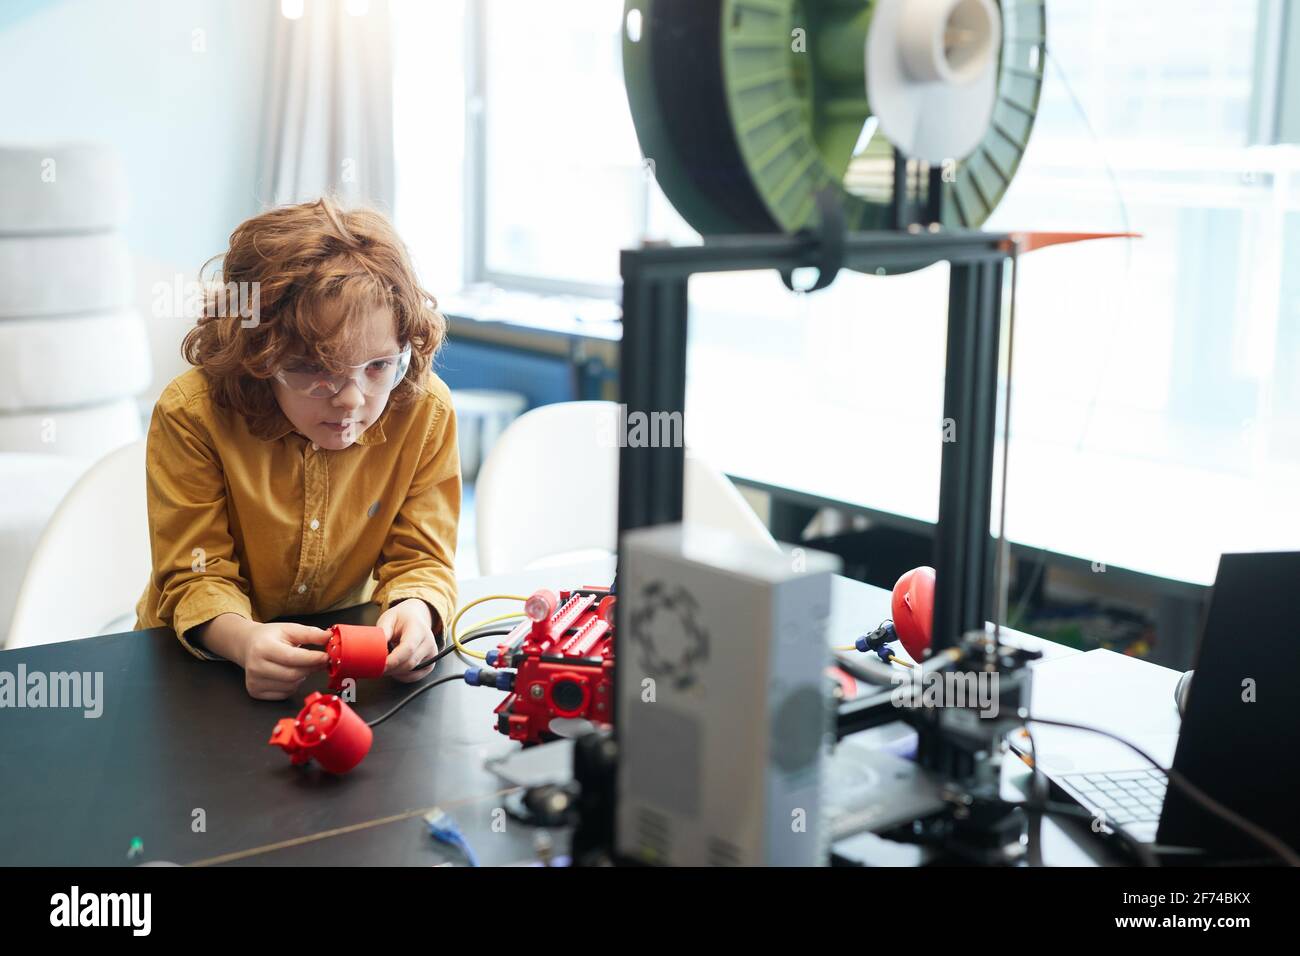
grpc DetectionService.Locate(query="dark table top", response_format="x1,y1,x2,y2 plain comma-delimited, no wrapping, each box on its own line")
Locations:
0,600,544,867
0,558,1114,867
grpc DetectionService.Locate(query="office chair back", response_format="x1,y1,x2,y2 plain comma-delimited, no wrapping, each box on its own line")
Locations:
6,439,148,648
474,401,776,575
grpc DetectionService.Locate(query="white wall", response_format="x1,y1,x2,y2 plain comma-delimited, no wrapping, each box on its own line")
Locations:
0,0,275,406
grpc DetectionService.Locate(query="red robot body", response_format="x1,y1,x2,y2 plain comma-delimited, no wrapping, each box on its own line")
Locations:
489,588,615,745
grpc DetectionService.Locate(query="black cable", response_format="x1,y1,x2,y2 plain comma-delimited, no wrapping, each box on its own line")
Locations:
1016,795,1161,868
1025,714,1300,866
1011,722,1155,866
1021,725,1047,868
366,628,513,729
447,617,529,667
413,628,513,672
366,617,597,732
441,620,588,669
366,674,464,728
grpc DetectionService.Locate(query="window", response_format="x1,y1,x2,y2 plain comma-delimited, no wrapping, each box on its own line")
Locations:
986,0,1288,468
392,0,1300,582
474,0,694,294
391,0,470,297
681,0,1300,583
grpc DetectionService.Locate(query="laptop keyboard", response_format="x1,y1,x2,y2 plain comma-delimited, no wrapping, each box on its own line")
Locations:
1057,769,1168,828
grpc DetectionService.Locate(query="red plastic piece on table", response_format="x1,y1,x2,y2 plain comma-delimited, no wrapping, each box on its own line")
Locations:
891,566,935,661
268,691,373,774
326,623,389,690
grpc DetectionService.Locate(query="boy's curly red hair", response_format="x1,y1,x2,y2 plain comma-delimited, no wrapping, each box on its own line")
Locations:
182,197,446,438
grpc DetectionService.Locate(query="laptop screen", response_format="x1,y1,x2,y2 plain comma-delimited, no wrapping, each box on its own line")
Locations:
1156,551,1300,861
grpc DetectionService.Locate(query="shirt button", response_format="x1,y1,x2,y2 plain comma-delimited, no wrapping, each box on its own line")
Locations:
310,442,319,451
297,584,307,594
310,518,320,531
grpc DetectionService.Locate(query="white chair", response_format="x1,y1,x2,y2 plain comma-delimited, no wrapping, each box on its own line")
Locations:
0,452,97,646
474,401,776,575
5,439,149,648
450,388,527,481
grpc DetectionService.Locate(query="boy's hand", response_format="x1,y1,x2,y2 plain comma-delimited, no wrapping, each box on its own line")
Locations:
378,599,440,683
239,622,332,700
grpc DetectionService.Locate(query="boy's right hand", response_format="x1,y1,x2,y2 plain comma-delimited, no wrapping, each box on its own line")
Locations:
237,622,331,700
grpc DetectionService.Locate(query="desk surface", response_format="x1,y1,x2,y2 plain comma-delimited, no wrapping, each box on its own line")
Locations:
0,562,620,867
0,558,1113,866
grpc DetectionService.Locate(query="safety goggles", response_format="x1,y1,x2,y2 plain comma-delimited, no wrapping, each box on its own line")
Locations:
274,344,412,398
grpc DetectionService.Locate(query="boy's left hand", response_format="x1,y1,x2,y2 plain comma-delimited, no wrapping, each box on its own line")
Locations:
378,598,440,683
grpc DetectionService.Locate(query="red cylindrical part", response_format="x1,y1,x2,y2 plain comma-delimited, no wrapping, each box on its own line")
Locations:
892,566,936,661
270,692,373,774
327,624,389,689
525,589,559,622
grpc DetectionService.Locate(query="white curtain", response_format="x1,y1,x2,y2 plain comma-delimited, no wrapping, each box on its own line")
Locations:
259,0,395,210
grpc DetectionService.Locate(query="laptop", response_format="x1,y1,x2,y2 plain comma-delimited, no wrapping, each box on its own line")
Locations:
1022,551,1300,861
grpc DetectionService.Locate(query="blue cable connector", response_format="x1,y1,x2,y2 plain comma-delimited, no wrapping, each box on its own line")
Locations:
464,666,516,691
424,808,480,867
855,622,900,663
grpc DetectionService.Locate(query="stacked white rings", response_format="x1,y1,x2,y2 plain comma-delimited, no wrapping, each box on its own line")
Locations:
0,143,150,457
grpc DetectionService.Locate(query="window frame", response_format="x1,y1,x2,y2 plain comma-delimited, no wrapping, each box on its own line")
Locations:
463,0,637,299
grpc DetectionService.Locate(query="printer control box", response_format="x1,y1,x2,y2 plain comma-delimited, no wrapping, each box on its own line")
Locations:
615,523,840,865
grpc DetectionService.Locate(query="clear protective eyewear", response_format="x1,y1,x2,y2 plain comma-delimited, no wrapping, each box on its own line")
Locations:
274,344,412,399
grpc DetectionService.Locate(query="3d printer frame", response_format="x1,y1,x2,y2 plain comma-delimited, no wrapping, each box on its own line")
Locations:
616,226,1009,678
591,225,1015,863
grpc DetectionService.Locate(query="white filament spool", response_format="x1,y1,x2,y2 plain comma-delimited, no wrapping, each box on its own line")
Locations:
867,0,1002,165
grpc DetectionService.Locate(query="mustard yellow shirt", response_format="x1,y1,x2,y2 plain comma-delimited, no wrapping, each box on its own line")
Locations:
134,366,460,659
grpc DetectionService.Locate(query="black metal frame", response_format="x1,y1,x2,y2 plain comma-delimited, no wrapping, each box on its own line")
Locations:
889,149,946,230
617,229,1008,658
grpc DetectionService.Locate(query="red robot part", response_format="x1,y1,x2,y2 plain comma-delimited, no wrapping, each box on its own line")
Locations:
534,592,597,644
491,587,615,744
891,566,936,661
326,623,389,690
524,589,558,622
268,691,373,774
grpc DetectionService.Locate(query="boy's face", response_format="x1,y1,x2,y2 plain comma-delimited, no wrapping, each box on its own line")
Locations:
272,305,402,451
